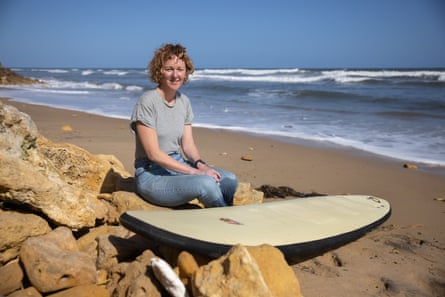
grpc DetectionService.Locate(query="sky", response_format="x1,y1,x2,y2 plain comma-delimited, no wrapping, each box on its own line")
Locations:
0,0,444,69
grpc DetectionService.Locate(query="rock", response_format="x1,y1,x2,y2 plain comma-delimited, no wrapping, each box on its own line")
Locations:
96,229,154,271
0,259,24,296
39,226,79,251
7,287,42,297
247,245,303,297
20,227,97,293
61,125,73,131
96,269,108,286
233,182,264,205
0,152,105,229
98,191,167,224
76,224,145,263
241,155,253,161
0,211,51,264
0,103,134,229
0,154,103,229
0,102,39,160
45,284,109,297
192,244,303,297
0,65,39,85
177,251,199,290
108,250,163,297
37,138,130,194
403,163,417,169
192,244,273,297
77,225,117,258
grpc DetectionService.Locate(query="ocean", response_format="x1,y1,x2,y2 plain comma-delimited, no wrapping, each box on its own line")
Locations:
1,68,444,168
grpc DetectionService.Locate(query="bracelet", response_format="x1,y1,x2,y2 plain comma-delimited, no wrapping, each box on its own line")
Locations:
194,159,207,168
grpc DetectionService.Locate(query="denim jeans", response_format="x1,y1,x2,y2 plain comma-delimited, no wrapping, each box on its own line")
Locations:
134,153,238,208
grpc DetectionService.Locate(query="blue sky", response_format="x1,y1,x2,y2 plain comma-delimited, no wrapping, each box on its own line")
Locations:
1,0,444,68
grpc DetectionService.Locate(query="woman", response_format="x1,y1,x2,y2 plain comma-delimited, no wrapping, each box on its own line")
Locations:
130,44,238,207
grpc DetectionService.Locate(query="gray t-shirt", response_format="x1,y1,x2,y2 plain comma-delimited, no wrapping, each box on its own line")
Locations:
130,89,194,160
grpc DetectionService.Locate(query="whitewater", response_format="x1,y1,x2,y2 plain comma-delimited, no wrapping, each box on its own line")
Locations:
1,67,444,168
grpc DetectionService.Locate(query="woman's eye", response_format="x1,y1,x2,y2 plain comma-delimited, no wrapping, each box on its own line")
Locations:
164,67,185,73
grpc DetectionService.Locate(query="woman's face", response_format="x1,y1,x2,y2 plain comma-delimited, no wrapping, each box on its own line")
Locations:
159,56,186,92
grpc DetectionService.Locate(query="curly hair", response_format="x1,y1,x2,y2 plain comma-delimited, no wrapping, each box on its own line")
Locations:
148,44,195,84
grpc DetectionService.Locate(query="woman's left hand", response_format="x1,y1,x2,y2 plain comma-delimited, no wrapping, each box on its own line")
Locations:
198,167,221,185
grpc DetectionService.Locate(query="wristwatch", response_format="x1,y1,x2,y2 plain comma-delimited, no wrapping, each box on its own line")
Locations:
194,159,207,167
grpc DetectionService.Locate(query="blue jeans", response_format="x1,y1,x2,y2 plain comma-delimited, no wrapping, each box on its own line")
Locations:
134,153,238,208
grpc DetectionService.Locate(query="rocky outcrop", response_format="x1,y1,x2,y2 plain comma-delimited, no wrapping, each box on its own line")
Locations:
0,64,39,85
0,102,303,297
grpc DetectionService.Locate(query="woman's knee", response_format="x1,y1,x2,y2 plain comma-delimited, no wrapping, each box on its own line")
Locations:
217,169,237,183
199,176,221,195
198,176,227,207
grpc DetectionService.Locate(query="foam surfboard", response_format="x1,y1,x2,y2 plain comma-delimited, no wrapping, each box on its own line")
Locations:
120,195,391,261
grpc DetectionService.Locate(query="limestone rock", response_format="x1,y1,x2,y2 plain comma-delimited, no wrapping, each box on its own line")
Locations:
177,251,199,290
96,269,108,287
98,191,168,224
0,152,105,229
192,244,303,297
45,284,109,297
20,227,97,293
403,163,417,169
77,225,155,276
37,138,130,193
233,182,264,205
96,228,154,271
39,225,79,251
192,244,273,297
7,287,42,297
108,249,163,297
241,155,253,161
247,245,303,297
0,102,133,229
77,225,115,257
0,211,51,264
76,224,133,261
0,259,24,296
0,102,38,159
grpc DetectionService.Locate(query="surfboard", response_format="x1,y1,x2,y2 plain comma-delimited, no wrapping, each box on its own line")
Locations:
120,195,391,261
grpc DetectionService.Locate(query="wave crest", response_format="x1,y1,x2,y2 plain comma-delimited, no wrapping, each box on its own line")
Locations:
192,68,445,84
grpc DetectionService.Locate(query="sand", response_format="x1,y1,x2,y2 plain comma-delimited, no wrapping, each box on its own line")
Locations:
3,98,445,296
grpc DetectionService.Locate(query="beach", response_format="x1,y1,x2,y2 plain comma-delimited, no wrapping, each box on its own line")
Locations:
4,98,445,296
